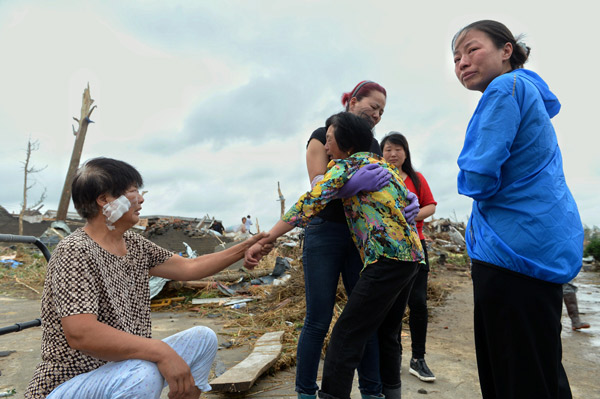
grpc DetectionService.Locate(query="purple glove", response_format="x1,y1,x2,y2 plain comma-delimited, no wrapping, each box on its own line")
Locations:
337,164,391,198
403,191,420,224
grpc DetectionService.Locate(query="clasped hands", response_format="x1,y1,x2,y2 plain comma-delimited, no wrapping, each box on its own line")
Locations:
242,232,274,269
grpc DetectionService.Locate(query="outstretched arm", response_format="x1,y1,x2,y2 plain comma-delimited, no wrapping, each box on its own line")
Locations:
244,158,357,267
150,232,270,281
244,220,293,268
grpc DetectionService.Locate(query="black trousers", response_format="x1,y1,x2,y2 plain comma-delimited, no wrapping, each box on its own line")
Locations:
404,239,429,359
319,258,419,399
471,260,572,399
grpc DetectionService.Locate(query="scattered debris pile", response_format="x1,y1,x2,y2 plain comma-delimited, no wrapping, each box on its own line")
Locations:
39,221,72,247
424,218,470,270
0,244,47,297
1,214,470,373
142,215,225,239
152,220,469,371
151,231,306,370
139,215,231,256
0,205,82,238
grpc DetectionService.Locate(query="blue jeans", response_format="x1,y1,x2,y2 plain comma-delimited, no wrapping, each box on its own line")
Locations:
47,327,218,398
296,217,382,396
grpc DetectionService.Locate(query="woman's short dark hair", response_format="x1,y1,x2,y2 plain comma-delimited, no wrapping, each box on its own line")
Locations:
380,132,421,193
72,157,143,220
325,112,374,154
452,20,530,70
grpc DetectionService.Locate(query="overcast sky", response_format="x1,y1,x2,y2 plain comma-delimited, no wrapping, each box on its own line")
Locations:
1,0,598,233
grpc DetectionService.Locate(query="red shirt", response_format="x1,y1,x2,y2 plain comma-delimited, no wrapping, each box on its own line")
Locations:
404,172,436,240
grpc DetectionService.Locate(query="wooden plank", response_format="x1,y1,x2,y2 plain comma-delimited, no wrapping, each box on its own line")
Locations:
209,331,284,392
190,296,258,305
191,296,246,305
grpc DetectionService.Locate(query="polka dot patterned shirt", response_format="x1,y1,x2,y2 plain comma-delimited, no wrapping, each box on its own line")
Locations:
25,229,173,398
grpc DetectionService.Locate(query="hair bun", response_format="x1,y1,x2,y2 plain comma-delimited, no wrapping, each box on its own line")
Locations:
517,41,530,56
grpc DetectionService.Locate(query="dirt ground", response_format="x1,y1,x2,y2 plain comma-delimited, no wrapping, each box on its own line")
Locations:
1,265,598,398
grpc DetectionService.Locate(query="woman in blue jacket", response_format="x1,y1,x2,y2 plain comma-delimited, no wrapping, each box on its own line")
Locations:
452,20,583,399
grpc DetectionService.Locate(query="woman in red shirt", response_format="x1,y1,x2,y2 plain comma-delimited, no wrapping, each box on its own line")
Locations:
381,132,437,382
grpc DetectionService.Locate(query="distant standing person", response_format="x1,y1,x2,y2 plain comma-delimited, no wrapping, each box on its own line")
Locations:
563,282,590,331
381,132,437,382
245,215,253,234
452,20,583,398
238,217,248,234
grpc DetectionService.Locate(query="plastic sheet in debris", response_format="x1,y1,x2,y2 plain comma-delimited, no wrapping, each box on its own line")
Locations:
183,242,198,258
0,259,22,269
149,242,198,299
250,257,292,286
149,276,170,299
39,221,72,247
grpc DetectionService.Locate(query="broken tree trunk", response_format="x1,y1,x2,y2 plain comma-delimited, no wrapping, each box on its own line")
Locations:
277,182,285,219
56,84,97,221
209,331,284,392
19,141,33,236
19,139,47,235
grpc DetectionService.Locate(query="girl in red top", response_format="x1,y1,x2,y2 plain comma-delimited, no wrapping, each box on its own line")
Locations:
381,132,437,382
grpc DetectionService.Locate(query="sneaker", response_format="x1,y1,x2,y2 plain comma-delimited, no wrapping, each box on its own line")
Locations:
409,358,436,382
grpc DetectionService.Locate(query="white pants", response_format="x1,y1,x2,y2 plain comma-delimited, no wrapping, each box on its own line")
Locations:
48,326,218,399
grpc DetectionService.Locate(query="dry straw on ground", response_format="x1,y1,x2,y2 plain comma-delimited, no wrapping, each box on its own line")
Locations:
1,232,457,372
0,244,47,296
168,240,455,371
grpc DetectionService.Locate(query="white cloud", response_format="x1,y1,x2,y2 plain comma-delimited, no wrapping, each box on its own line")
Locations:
1,0,598,233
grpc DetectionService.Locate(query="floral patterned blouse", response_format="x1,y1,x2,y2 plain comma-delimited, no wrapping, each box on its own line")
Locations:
283,152,423,269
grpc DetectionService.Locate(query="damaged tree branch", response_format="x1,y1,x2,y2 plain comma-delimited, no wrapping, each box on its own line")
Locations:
56,84,97,221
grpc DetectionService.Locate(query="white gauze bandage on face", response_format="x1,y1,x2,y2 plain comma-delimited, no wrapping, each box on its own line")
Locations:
102,195,132,230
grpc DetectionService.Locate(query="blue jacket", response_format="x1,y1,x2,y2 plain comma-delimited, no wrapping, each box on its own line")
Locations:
457,69,583,283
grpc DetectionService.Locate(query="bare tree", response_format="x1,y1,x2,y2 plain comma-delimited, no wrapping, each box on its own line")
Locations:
19,139,47,235
277,181,286,219
56,84,96,221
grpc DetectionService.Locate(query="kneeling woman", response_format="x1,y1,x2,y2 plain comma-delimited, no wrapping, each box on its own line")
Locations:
26,157,268,399
246,112,423,399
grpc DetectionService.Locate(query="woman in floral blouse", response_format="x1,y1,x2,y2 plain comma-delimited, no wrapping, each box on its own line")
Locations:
246,112,423,399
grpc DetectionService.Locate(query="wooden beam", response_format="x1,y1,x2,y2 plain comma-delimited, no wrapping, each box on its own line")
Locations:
190,296,257,305
209,331,284,392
